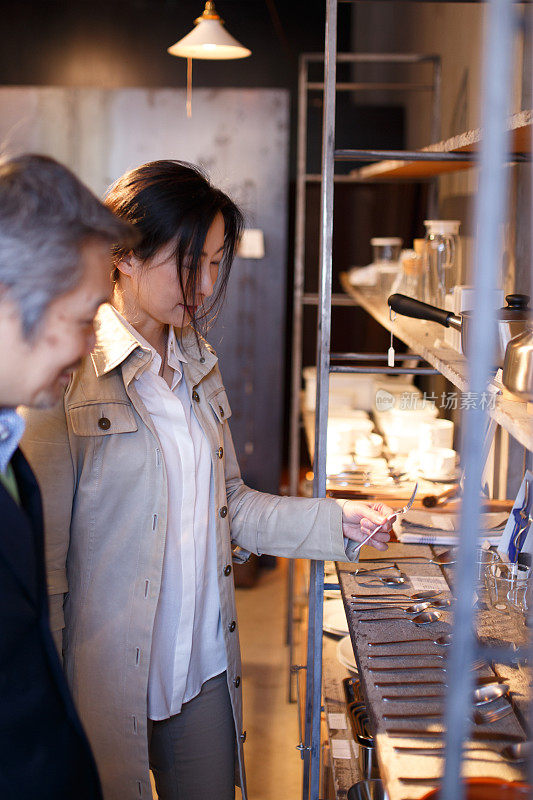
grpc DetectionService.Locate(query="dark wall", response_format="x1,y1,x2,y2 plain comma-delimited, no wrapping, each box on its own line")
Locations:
0,1,341,89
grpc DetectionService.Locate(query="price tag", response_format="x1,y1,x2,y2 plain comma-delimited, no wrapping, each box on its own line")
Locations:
410,576,449,592
331,740,352,759
328,713,347,730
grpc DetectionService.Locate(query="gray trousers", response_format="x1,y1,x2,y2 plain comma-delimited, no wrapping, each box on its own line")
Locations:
148,672,236,800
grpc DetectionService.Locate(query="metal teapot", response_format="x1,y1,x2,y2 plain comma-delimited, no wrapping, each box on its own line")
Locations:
502,324,533,401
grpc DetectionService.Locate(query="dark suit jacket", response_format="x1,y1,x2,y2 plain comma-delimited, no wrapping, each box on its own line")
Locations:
0,448,103,800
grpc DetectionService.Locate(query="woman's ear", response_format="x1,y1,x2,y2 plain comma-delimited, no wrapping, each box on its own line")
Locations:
115,254,136,279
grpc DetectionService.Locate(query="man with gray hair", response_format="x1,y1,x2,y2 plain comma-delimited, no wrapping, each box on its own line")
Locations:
0,154,136,798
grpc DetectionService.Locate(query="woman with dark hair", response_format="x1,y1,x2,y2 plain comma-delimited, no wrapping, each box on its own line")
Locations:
21,160,392,800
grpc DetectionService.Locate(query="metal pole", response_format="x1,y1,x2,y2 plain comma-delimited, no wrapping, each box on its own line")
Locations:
287,54,311,700
428,55,442,217
441,2,514,800
526,7,533,790
303,0,337,797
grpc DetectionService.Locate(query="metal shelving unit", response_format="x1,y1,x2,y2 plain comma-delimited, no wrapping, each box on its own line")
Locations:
298,2,533,799
287,48,442,705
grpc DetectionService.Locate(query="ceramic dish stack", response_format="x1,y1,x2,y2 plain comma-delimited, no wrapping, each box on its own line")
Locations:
336,635,359,675
323,598,350,636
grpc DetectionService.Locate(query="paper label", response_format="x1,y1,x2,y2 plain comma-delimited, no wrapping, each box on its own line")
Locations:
409,576,449,592
328,713,347,730
331,739,352,759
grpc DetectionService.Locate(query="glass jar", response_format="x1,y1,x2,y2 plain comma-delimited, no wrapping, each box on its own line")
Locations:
424,220,461,305
392,249,423,299
370,237,402,264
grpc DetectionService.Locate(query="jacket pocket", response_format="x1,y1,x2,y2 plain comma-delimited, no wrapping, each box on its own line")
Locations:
207,388,232,424
68,401,138,437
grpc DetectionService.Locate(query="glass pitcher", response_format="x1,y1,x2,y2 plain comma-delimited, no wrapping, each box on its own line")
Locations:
424,220,461,305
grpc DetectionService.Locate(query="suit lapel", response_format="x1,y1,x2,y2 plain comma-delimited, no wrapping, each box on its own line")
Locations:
0,449,41,605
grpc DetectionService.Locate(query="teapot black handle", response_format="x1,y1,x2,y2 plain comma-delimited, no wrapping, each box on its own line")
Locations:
388,294,454,328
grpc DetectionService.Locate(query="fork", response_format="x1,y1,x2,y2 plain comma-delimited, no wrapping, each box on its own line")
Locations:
352,483,418,555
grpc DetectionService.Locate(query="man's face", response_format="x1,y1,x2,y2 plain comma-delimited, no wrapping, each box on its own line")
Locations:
0,238,112,409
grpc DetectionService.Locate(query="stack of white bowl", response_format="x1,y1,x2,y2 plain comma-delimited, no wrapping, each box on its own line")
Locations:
303,367,377,413
377,402,440,455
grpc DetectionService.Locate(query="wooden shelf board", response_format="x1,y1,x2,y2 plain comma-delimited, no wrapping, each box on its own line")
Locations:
340,277,533,452
350,109,533,181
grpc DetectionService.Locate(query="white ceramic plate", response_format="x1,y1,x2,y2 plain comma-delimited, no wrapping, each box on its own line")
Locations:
336,635,358,674
416,466,461,483
323,599,349,636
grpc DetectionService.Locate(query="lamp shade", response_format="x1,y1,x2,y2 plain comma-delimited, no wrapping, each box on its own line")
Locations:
168,3,251,60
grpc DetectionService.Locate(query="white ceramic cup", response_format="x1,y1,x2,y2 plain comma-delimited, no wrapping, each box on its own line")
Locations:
355,433,383,459
420,419,454,450
418,447,457,479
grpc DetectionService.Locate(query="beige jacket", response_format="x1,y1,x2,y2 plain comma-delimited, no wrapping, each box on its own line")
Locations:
20,304,357,800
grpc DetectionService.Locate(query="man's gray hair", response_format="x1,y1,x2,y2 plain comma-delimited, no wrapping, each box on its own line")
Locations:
0,154,137,337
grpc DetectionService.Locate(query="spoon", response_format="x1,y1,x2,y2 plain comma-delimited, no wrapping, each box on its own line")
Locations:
352,599,451,612
367,652,465,662
352,590,443,601
359,549,456,566
368,633,453,647
353,563,403,576
374,676,503,688
393,741,530,762
369,663,484,673
357,575,407,587
359,610,441,626
500,741,532,762
381,683,507,705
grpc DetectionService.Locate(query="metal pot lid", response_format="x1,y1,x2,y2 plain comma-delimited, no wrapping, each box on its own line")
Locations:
462,294,531,321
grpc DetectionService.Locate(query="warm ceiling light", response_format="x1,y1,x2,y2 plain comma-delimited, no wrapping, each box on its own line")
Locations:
168,2,251,117
168,2,251,61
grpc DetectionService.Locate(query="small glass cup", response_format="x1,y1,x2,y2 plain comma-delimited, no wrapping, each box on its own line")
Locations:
475,548,498,581
475,548,498,606
487,563,530,612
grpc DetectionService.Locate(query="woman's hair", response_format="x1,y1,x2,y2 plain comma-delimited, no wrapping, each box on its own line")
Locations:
104,160,244,332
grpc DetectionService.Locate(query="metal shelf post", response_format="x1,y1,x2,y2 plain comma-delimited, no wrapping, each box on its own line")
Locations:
287,45,442,703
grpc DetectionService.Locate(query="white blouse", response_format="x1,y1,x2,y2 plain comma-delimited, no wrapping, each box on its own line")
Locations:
115,312,227,721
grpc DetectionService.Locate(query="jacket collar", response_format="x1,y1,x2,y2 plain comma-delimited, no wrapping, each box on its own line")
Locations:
90,303,218,385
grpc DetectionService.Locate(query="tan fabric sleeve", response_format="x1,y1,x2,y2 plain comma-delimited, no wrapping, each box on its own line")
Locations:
222,421,356,563
19,400,74,645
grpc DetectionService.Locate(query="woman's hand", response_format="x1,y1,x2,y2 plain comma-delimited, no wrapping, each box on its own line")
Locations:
339,500,394,551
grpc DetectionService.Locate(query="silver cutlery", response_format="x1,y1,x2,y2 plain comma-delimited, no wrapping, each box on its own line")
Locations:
368,633,453,647
473,702,513,725
369,664,482,673
353,563,404,576
352,483,418,555
368,653,483,667
374,680,446,688
352,590,443,601
351,599,451,612
382,683,507,704
357,575,407,587
359,610,441,626
359,548,456,566
393,741,530,762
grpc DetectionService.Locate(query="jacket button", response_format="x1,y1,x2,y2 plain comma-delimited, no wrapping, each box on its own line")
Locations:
219,505,228,518
224,564,232,577
234,676,241,688
200,356,206,363
240,731,247,743
192,390,200,403
229,620,236,632
217,447,224,459
98,417,111,430
219,405,225,418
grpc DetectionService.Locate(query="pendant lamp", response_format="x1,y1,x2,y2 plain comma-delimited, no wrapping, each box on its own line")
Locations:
168,2,251,117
